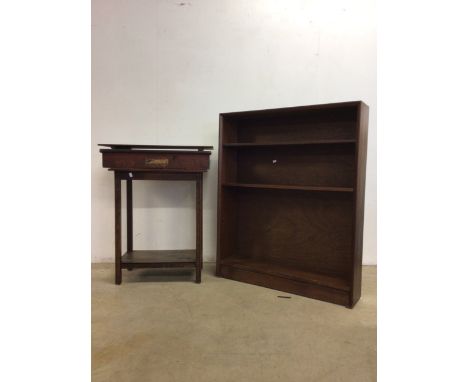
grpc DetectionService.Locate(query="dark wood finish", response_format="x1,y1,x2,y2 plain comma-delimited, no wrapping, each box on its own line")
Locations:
121,250,196,268
233,189,353,277
351,104,369,307
222,258,349,291
101,145,212,284
126,180,133,252
114,172,122,285
219,266,349,306
216,101,369,307
99,144,213,151
126,180,133,270
222,105,357,144
219,101,361,117
223,182,353,192
195,174,203,283
118,172,204,181
101,151,210,172
223,139,355,147
233,145,355,187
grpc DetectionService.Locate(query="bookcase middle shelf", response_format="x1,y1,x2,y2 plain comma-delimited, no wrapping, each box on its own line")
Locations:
222,182,354,192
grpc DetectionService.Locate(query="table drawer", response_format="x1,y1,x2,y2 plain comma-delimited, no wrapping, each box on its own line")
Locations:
102,152,210,172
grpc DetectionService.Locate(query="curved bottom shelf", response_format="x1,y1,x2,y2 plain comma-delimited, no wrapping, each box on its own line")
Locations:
221,257,349,291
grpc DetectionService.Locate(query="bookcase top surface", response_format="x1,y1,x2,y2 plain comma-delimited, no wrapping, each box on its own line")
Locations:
220,100,367,118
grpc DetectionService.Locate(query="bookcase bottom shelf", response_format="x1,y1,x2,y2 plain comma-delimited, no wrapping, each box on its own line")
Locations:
121,250,196,268
218,258,351,307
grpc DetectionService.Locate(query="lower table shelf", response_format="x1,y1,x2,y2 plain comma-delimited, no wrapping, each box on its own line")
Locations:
121,250,196,269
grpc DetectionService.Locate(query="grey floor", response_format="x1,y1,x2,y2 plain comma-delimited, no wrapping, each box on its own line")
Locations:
92,263,376,382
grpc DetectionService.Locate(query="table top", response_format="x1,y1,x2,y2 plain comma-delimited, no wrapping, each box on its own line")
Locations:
98,144,213,152
100,143,212,172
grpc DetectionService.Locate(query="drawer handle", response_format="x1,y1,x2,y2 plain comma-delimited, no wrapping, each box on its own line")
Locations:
145,158,169,168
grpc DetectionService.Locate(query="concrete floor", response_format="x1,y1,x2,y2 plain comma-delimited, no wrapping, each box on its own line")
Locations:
92,264,376,382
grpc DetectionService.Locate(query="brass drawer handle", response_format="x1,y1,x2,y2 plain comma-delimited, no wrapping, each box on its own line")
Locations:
145,158,169,168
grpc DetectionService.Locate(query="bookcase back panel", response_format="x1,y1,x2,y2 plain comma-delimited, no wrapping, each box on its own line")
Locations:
236,145,355,187
234,189,353,277
228,107,357,143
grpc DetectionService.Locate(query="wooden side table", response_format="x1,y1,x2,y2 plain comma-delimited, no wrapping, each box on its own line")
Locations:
99,144,213,284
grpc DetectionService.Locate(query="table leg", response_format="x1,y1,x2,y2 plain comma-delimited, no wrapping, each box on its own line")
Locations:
114,172,122,285
195,174,202,283
126,179,133,271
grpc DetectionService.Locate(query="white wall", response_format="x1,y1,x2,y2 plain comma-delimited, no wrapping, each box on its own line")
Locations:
92,0,376,264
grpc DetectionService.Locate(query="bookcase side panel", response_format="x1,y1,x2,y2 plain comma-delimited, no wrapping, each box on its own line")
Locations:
350,103,369,306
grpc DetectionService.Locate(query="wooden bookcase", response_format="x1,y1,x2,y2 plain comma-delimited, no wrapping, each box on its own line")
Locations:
216,101,368,308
